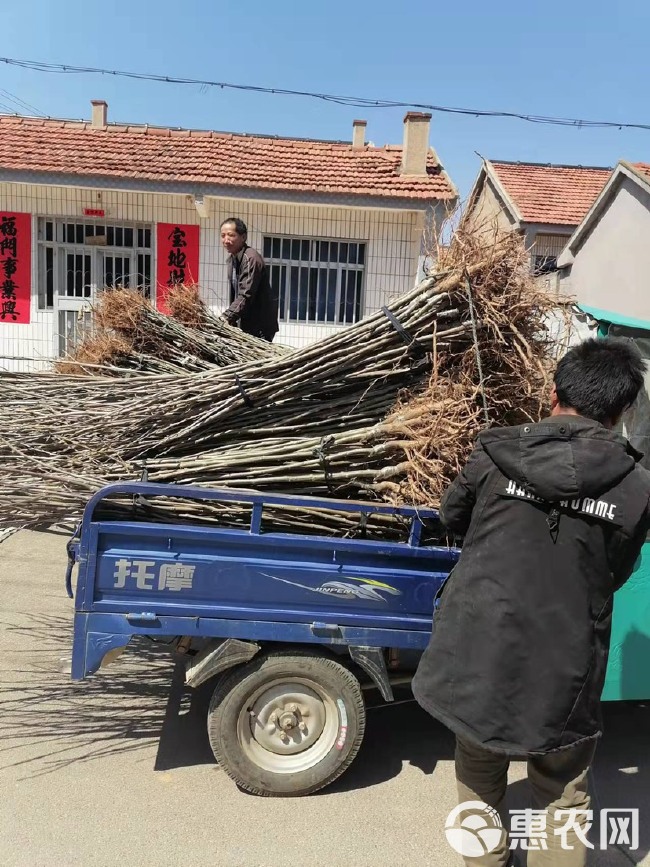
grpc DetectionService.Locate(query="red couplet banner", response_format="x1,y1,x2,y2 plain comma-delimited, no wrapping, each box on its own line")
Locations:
155,223,200,313
0,212,31,324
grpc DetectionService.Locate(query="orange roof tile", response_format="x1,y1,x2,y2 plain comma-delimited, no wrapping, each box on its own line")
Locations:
0,115,456,203
489,161,611,226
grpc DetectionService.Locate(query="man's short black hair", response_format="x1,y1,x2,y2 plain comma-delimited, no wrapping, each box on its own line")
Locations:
554,337,646,423
220,217,247,237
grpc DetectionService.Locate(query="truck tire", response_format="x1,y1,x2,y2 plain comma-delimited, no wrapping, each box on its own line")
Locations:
207,650,366,796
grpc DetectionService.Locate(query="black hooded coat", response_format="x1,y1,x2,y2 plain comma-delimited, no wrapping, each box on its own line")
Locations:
412,415,650,755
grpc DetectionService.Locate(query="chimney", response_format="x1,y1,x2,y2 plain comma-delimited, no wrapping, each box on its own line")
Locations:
91,100,108,129
352,119,367,149
401,112,431,175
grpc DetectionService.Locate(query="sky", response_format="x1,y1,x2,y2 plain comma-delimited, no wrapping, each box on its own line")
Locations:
1,0,649,198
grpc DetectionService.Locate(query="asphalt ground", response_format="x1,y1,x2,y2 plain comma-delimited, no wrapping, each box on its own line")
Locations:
1,529,648,866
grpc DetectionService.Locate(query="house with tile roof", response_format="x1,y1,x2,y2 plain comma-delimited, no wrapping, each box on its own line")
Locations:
464,159,611,278
0,103,456,370
557,159,650,510
557,160,650,329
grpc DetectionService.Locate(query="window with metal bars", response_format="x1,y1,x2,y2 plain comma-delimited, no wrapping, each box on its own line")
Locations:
36,218,153,309
532,234,569,276
261,236,366,325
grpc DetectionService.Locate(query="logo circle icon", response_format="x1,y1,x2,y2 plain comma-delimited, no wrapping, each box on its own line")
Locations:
445,800,505,857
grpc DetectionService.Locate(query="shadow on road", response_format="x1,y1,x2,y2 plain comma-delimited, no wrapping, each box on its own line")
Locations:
590,701,650,864
2,608,649,864
153,662,215,771
326,690,455,794
153,676,458,790
0,614,456,789
0,612,179,777
502,701,650,866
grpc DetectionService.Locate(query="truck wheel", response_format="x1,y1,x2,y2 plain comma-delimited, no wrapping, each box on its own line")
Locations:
207,651,366,796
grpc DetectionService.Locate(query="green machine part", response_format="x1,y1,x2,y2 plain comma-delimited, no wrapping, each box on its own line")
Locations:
581,306,650,700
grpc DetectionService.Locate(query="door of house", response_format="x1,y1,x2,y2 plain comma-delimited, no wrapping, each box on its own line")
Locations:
50,232,151,358
40,219,153,360
54,247,94,358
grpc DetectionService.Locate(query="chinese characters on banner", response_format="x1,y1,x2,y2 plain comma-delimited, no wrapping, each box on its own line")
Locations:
0,212,31,324
155,223,200,313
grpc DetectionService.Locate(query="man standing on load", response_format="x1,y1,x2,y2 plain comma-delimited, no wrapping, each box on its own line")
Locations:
413,338,650,865
220,217,279,342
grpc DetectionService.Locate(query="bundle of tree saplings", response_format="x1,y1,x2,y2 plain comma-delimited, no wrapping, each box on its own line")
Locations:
55,285,288,375
0,229,563,538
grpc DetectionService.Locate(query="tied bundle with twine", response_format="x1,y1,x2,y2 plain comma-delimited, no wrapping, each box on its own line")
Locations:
1,228,569,537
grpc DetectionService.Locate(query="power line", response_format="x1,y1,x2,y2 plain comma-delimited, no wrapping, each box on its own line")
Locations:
0,54,648,132
0,88,46,116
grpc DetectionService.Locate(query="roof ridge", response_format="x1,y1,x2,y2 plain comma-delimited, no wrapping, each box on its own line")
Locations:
0,111,360,147
489,158,613,171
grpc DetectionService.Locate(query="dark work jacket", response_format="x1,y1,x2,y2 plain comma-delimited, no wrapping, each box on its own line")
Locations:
412,415,650,755
224,245,279,341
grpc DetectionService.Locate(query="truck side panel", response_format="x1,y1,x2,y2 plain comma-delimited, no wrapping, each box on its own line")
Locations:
80,520,454,632
71,611,435,679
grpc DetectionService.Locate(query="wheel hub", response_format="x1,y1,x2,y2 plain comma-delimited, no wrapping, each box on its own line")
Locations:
233,672,346,776
278,711,298,731
246,684,327,756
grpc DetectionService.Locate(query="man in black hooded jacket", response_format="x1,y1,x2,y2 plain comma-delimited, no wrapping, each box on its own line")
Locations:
413,338,650,866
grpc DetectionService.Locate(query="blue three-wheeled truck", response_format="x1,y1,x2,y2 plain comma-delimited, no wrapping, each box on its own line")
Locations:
67,480,650,796
67,481,457,796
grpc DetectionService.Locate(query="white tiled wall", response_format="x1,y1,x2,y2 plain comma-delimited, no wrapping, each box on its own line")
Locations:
0,181,426,368
218,199,425,348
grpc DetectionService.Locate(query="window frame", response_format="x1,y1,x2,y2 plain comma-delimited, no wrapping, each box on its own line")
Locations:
262,234,367,326
532,233,570,277
36,217,153,310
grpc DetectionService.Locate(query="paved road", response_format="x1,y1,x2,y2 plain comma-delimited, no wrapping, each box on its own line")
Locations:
0,529,648,866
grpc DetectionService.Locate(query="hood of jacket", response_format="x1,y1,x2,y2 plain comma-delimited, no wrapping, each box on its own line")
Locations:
479,415,643,501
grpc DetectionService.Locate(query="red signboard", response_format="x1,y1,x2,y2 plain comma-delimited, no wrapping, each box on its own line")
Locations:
0,212,31,324
155,223,200,313
83,208,105,217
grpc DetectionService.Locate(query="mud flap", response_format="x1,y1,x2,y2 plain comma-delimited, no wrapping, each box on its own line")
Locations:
348,645,393,702
185,638,260,689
